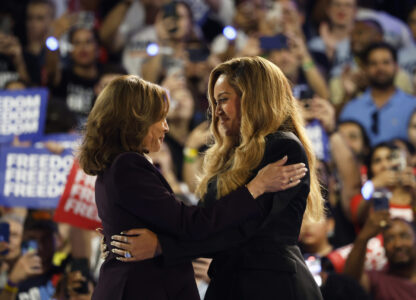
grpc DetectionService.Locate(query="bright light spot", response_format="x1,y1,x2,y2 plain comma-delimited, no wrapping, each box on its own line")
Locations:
223,26,237,40
46,36,59,51
146,43,159,56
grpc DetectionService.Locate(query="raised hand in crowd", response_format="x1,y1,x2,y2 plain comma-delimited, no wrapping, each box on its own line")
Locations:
0,33,30,83
371,169,400,190
395,166,416,190
319,22,338,61
300,97,336,134
287,34,329,99
8,251,43,284
343,210,390,283
309,97,336,134
50,13,78,39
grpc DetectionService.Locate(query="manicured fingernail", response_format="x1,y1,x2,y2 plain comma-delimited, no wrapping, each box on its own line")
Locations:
110,241,115,246
111,249,116,253
120,231,126,235
116,257,122,261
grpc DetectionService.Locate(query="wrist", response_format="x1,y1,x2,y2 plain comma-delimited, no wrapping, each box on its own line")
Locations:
302,58,315,72
8,273,21,285
246,180,263,199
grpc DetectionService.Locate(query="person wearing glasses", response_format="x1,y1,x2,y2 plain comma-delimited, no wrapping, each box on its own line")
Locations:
339,42,416,147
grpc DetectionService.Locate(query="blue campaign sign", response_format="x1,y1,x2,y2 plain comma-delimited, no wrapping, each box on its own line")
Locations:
33,133,82,151
0,147,74,208
0,88,49,144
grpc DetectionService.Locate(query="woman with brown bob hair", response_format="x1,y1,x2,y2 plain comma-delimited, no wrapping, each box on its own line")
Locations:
112,58,324,299
79,75,306,300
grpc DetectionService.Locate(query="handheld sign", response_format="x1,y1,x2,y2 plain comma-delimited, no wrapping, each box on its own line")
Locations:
0,147,73,208
54,159,101,230
0,88,48,144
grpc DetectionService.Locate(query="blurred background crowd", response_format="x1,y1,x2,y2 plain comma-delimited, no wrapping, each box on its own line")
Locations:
1,0,416,299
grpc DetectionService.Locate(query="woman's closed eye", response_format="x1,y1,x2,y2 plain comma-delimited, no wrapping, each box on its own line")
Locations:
216,98,228,105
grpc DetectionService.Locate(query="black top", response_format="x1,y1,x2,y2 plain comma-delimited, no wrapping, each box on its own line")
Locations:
159,131,323,300
92,152,265,300
50,68,100,127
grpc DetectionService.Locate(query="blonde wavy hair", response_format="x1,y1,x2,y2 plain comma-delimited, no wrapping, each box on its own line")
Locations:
78,75,169,175
196,56,323,221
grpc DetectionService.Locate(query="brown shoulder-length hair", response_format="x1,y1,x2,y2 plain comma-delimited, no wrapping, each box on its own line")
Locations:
78,75,169,175
196,56,324,221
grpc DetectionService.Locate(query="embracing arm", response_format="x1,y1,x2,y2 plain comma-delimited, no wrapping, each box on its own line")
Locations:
158,137,310,264
113,153,304,241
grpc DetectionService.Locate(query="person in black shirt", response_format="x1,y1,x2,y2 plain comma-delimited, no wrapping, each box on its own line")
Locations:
47,26,101,128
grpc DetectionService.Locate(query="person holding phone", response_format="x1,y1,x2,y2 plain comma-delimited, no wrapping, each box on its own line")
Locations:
357,142,416,226
344,214,416,299
108,57,324,299
78,73,307,300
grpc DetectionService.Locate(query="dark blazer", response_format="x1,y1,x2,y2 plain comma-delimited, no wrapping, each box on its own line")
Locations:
159,132,323,300
92,152,263,300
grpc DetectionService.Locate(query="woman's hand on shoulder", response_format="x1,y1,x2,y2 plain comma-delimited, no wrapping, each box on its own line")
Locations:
247,156,307,198
110,228,161,262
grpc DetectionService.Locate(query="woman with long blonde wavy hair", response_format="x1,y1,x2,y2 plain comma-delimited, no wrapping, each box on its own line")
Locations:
112,57,324,299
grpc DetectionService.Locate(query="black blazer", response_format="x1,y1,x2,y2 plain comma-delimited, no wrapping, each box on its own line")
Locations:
92,152,264,300
159,132,323,300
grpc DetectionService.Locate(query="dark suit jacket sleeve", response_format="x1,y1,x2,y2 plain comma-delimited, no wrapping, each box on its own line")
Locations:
112,153,263,241
158,136,310,265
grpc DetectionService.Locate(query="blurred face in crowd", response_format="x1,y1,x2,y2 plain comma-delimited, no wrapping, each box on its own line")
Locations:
142,118,169,153
160,3,192,42
213,75,241,137
174,3,192,41
383,219,416,269
365,49,397,90
300,218,334,251
234,0,265,33
351,21,383,56
167,88,194,122
70,28,98,68
407,112,416,148
267,49,299,80
338,122,366,157
5,219,23,260
327,0,356,28
370,146,393,176
408,8,416,41
26,3,54,41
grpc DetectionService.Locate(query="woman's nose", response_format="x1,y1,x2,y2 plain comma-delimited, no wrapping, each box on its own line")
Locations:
215,104,222,116
163,120,169,132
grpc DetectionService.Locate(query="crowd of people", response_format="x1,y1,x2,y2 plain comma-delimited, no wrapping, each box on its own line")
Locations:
0,0,416,299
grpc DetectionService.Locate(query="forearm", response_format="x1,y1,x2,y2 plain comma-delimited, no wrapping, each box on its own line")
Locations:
13,54,30,83
70,227,92,259
343,236,368,281
141,55,163,82
330,132,361,220
99,1,131,51
302,57,329,99
44,47,61,86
